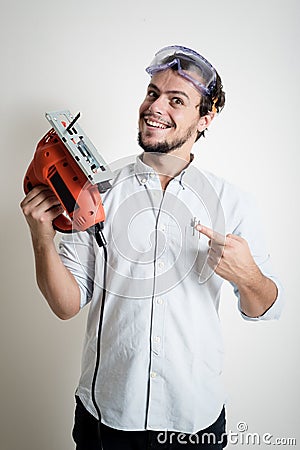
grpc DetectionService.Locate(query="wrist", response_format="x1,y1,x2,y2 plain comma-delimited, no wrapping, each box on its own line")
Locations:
235,263,263,290
31,233,56,254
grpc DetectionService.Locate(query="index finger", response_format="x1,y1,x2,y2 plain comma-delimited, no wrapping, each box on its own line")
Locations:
195,224,225,245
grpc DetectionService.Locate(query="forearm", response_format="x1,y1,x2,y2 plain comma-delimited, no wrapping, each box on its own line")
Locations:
237,266,278,318
33,237,81,320
21,186,81,320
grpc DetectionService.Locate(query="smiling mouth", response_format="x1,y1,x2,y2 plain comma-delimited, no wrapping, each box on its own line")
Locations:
143,115,173,130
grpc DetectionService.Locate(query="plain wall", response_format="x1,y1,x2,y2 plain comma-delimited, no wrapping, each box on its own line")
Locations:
1,0,299,449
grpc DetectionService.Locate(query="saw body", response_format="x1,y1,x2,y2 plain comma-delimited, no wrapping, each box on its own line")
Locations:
23,111,112,232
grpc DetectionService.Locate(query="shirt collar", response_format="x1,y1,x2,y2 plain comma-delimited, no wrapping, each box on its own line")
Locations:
134,152,194,188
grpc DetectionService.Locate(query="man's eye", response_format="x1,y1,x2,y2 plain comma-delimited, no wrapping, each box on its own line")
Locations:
171,97,184,106
147,91,157,99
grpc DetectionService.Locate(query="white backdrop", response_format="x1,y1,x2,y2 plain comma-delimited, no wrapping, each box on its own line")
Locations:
0,0,299,449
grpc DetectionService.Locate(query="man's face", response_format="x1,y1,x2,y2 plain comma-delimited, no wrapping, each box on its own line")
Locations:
138,69,204,155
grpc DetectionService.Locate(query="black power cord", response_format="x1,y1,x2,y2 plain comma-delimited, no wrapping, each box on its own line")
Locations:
90,222,108,449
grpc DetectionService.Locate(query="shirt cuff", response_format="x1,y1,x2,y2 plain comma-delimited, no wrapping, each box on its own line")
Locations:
237,275,284,321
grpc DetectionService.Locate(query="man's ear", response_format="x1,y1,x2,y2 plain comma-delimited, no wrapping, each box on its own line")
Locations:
197,112,216,132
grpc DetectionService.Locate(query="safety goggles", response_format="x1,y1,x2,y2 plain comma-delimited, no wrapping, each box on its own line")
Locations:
146,45,217,96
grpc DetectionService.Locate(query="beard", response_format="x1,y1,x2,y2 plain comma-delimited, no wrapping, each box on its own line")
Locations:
138,122,197,154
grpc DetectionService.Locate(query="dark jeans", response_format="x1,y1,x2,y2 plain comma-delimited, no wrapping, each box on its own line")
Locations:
73,396,227,449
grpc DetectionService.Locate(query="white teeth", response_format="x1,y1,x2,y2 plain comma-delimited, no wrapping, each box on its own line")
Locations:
146,119,167,129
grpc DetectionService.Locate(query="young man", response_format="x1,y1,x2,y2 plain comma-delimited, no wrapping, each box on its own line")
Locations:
21,46,283,449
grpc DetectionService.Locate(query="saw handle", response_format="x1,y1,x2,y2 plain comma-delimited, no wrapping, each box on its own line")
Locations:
53,214,74,233
23,161,74,233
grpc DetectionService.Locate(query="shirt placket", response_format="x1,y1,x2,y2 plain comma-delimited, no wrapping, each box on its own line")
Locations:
145,180,183,429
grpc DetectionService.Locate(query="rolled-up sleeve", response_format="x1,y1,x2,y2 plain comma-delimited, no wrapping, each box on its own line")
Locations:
230,192,284,321
58,231,95,309
233,276,284,321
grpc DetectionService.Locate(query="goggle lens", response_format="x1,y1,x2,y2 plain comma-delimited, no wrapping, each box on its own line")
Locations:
146,46,217,96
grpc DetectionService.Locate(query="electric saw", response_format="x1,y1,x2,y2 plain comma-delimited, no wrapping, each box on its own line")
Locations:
23,110,113,233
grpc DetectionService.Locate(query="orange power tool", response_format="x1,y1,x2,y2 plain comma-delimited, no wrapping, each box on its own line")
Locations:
23,110,113,233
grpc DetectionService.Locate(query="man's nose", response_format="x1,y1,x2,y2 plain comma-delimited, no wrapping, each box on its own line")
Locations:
149,96,167,114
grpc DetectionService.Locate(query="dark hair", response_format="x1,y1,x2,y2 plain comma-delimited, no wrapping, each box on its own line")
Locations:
162,54,225,141
196,71,225,140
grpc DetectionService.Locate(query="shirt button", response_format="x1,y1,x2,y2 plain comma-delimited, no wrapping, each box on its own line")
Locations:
158,261,164,269
160,224,166,232
154,336,160,343
150,173,156,178
140,178,147,184
157,298,164,305
150,372,157,378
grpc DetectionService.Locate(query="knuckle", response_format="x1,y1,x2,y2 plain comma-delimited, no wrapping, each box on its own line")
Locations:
38,215,46,224
21,205,30,217
30,210,39,220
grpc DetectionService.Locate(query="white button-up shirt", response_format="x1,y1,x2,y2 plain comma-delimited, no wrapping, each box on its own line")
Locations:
59,155,283,433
